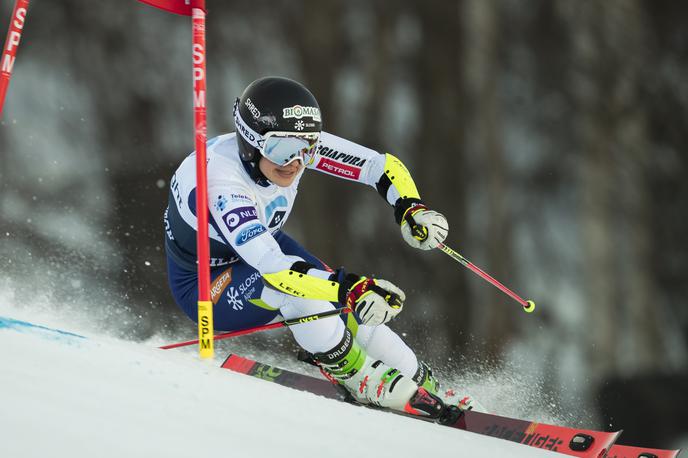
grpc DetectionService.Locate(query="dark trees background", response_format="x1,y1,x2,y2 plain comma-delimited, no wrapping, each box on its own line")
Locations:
1,0,686,447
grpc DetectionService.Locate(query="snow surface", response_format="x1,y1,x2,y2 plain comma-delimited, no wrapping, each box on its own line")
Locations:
0,311,563,458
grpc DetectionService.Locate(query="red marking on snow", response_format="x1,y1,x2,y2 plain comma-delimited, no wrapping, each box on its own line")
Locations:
444,388,456,398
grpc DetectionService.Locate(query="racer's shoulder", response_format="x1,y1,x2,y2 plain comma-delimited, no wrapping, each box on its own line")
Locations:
208,132,239,157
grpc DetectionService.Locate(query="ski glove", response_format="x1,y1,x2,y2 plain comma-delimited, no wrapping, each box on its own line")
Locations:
338,273,405,326
398,201,448,250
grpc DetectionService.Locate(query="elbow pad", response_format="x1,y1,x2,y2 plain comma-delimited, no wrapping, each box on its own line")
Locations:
375,153,421,203
375,153,424,225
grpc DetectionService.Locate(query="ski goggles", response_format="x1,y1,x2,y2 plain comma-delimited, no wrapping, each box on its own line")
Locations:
260,131,320,166
234,99,320,166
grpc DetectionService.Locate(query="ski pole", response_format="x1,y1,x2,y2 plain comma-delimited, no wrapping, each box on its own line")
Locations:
160,307,352,350
437,242,535,313
406,216,535,313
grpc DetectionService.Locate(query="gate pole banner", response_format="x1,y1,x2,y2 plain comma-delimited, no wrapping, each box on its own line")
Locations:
138,0,213,358
138,0,201,16
1,0,30,117
191,1,213,359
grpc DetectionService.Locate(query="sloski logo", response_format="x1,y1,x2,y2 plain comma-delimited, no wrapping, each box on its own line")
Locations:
283,105,321,122
222,206,258,232
238,272,261,300
226,287,243,310
235,224,266,245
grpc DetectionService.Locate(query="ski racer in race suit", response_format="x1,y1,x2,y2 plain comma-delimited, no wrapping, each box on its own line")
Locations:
164,76,469,413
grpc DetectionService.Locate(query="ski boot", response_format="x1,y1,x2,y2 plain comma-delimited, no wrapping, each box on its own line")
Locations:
413,361,487,413
312,328,441,416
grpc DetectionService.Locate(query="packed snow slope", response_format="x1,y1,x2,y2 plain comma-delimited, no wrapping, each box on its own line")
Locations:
0,313,564,458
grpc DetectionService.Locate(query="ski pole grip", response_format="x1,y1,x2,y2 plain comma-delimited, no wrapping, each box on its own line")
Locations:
411,224,428,241
386,292,403,309
369,285,404,309
401,206,429,242
407,216,428,241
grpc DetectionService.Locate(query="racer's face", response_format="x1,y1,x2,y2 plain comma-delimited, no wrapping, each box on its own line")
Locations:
258,156,303,187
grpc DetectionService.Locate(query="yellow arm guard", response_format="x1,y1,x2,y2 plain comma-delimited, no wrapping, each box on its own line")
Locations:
382,153,421,201
262,269,341,302
377,153,426,225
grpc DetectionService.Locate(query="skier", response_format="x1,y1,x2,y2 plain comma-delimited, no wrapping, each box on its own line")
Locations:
164,76,473,414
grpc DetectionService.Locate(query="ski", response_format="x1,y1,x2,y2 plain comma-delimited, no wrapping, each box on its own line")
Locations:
607,444,681,458
221,353,622,457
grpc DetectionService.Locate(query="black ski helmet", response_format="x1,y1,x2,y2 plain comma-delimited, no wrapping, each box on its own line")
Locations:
234,76,322,168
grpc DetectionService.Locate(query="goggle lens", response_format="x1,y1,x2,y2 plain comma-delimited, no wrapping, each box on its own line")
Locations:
261,133,319,165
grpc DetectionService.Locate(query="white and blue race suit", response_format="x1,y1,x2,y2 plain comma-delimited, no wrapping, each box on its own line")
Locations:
164,131,420,369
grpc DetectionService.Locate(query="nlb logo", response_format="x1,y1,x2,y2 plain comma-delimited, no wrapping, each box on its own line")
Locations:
222,206,258,232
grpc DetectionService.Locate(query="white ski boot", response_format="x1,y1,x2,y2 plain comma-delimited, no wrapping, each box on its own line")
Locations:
314,329,419,411
413,361,487,413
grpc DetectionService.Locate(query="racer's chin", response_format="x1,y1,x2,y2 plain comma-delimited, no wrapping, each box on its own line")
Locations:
259,158,302,187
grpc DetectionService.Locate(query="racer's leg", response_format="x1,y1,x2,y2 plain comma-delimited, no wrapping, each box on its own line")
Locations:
355,324,419,377
167,256,280,331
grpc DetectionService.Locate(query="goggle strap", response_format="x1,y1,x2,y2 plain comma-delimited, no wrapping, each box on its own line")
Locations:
233,98,265,150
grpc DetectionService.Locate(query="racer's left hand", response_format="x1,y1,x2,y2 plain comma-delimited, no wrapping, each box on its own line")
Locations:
400,205,448,250
343,276,405,326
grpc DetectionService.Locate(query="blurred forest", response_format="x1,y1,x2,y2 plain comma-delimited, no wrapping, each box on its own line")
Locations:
1,0,687,447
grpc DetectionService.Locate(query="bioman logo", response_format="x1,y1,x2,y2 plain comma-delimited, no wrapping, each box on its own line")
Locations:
235,224,266,246
283,105,321,122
